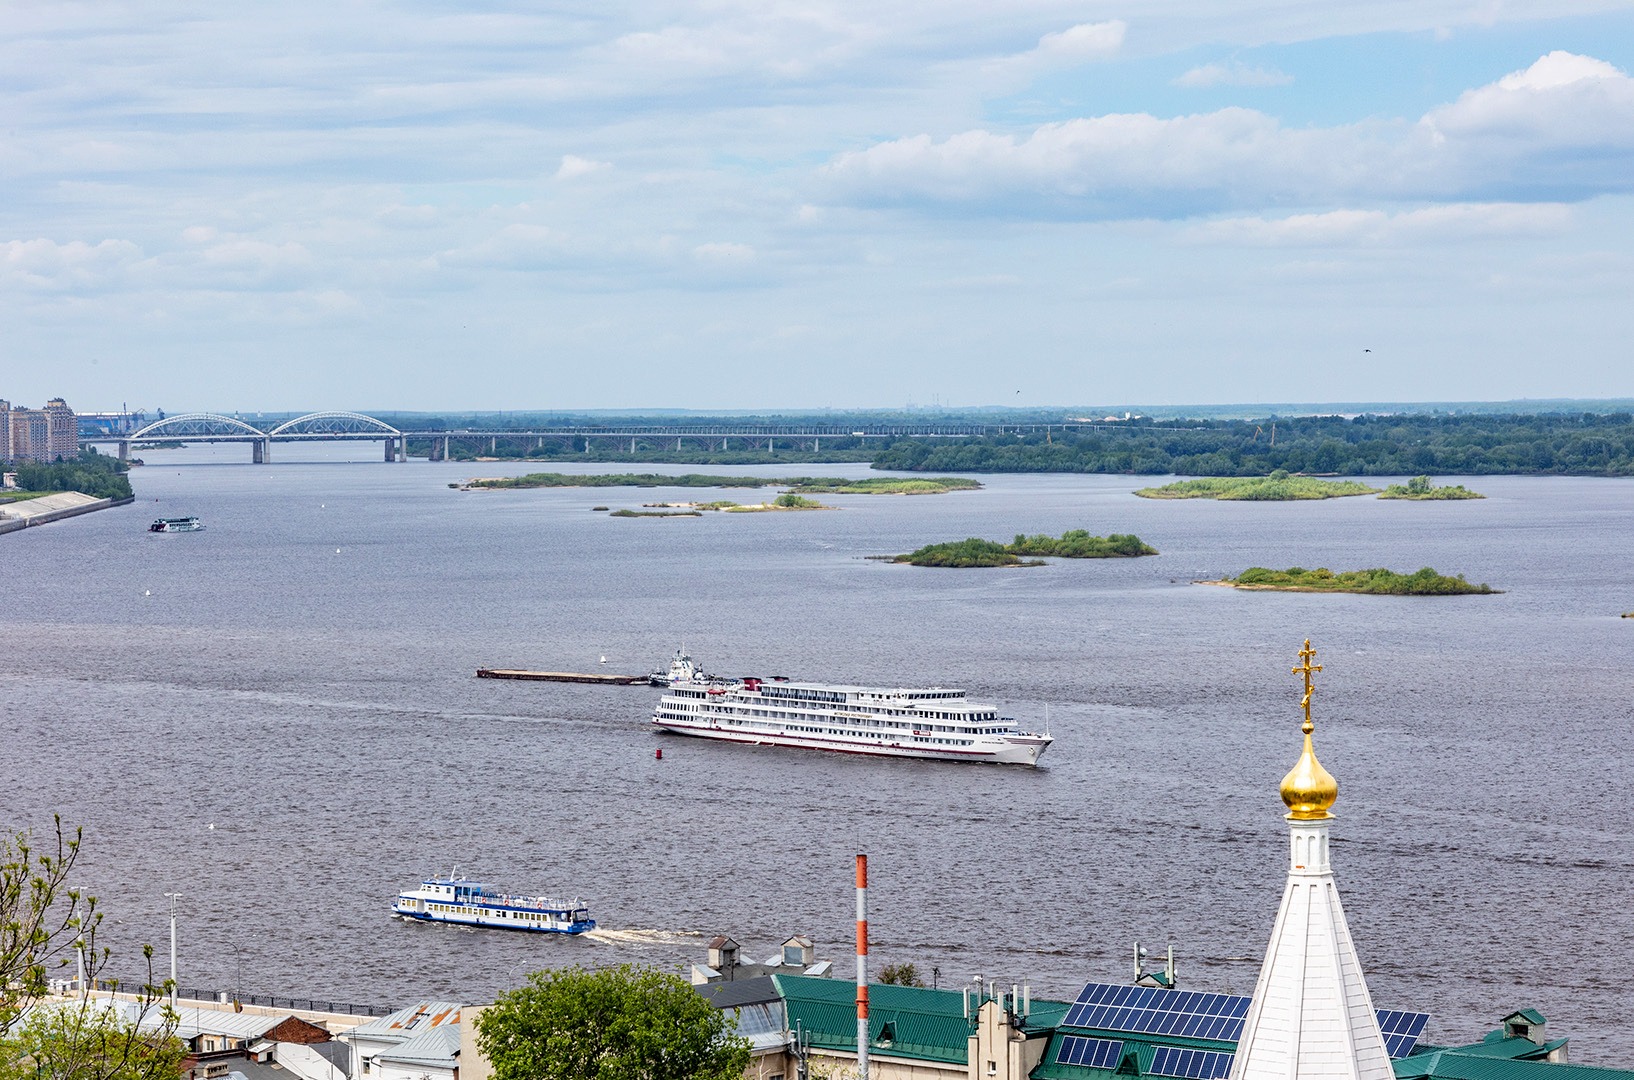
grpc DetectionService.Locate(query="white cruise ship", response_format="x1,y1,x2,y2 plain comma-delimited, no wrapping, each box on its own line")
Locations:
392,875,594,934
651,677,1051,765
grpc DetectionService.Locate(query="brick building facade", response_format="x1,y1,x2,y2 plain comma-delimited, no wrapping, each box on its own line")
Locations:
1,397,79,462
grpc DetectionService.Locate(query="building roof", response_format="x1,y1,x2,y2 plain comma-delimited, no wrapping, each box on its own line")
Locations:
174,1008,297,1042
221,1061,289,1080
1503,1011,1548,1027
1433,1037,1568,1061
344,1000,462,1042
375,1024,461,1069
1394,1053,1634,1080
696,975,782,1010
310,1041,352,1071
773,974,975,1066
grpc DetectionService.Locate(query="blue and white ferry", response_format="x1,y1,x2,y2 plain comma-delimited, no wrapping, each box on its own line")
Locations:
392,875,595,934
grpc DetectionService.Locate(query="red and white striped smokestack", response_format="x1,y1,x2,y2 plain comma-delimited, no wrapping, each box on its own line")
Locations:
856,853,869,1080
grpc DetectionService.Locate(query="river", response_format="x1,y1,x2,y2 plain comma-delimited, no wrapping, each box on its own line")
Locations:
2,445,1631,1057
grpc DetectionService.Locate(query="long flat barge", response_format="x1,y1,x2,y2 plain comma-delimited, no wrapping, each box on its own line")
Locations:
477,668,649,685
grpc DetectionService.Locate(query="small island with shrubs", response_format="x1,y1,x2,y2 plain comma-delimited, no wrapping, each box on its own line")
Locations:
637,494,828,513
893,530,1158,568
1202,566,1497,595
1377,476,1485,500
1137,470,1377,501
460,473,979,495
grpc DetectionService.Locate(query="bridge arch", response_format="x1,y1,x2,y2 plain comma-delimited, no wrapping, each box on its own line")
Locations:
129,413,267,440
268,411,402,438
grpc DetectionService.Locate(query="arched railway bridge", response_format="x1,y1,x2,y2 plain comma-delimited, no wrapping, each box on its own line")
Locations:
81,411,408,463
83,414,1133,462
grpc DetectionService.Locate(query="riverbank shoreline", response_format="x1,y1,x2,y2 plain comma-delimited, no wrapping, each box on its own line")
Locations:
0,492,134,535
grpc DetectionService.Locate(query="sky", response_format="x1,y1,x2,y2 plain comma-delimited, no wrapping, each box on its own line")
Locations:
4,1,1634,413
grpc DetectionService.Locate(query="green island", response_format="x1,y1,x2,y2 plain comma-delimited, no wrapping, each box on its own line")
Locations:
460,473,979,494
1377,475,1485,500
1137,471,1378,500
1205,566,1496,595
609,508,701,518
894,530,1158,567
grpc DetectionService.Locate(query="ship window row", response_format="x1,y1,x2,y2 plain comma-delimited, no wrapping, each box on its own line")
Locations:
704,702,1003,730
718,719,974,746
705,707,1006,736
672,704,1008,736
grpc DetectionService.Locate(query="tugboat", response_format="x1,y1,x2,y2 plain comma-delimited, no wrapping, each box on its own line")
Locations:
149,517,204,533
649,648,715,686
392,874,594,934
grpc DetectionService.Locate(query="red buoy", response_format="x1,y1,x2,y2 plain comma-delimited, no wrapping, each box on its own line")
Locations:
655,747,663,760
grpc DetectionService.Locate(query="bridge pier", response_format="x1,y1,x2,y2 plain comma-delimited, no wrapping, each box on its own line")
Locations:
117,440,129,462
253,439,269,464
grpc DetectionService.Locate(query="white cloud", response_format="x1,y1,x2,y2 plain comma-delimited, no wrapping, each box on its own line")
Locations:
1424,50,1634,143
982,20,1125,84
1032,21,1126,64
822,108,1368,214
1174,60,1293,88
1189,203,1574,246
823,52,1634,217
557,155,611,180
0,238,142,290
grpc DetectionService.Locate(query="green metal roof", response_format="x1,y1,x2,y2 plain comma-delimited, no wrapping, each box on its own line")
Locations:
1437,1036,1569,1061
773,974,974,1065
1394,1053,1634,1080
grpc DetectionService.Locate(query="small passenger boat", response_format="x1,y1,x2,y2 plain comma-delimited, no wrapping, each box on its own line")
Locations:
392,874,595,934
149,517,204,533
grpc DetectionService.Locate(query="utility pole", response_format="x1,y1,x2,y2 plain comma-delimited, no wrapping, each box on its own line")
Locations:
164,892,182,1008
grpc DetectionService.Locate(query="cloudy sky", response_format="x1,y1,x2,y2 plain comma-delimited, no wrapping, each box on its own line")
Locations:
5,2,1633,412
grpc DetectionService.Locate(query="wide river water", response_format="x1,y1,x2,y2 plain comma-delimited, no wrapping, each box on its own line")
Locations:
3,447,1631,1057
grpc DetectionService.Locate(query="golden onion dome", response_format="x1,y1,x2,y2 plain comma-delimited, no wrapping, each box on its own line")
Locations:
1281,639,1337,819
1280,719,1338,819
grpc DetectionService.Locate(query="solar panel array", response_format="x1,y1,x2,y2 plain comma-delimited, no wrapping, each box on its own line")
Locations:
1150,1046,1236,1079
1056,1036,1126,1070
1377,1010,1431,1059
1061,984,1252,1042
1060,983,1431,1061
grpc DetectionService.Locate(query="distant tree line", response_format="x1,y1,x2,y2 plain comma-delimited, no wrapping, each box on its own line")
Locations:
871,412,1634,476
5,450,133,500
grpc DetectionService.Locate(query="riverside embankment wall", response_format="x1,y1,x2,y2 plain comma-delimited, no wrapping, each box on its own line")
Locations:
0,493,134,534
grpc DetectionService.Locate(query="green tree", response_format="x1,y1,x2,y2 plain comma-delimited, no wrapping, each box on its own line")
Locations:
2,818,100,1027
0,818,180,1080
476,964,751,1080
878,962,924,987
0,1000,186,1080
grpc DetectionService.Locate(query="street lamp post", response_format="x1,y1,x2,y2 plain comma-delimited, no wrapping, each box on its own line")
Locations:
163,893,182,1008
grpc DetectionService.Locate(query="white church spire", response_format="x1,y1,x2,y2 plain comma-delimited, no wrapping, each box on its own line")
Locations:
1229,641,1393,1080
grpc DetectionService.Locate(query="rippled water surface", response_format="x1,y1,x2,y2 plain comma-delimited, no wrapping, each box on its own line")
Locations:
3,447,1631,1057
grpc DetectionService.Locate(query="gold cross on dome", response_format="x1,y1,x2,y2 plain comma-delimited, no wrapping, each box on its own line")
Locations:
1292,638,1322,734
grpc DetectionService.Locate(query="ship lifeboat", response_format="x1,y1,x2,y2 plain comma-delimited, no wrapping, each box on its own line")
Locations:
706,687,727,695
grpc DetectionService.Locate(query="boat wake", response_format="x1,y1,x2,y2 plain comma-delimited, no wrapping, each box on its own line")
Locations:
582,928,705,947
